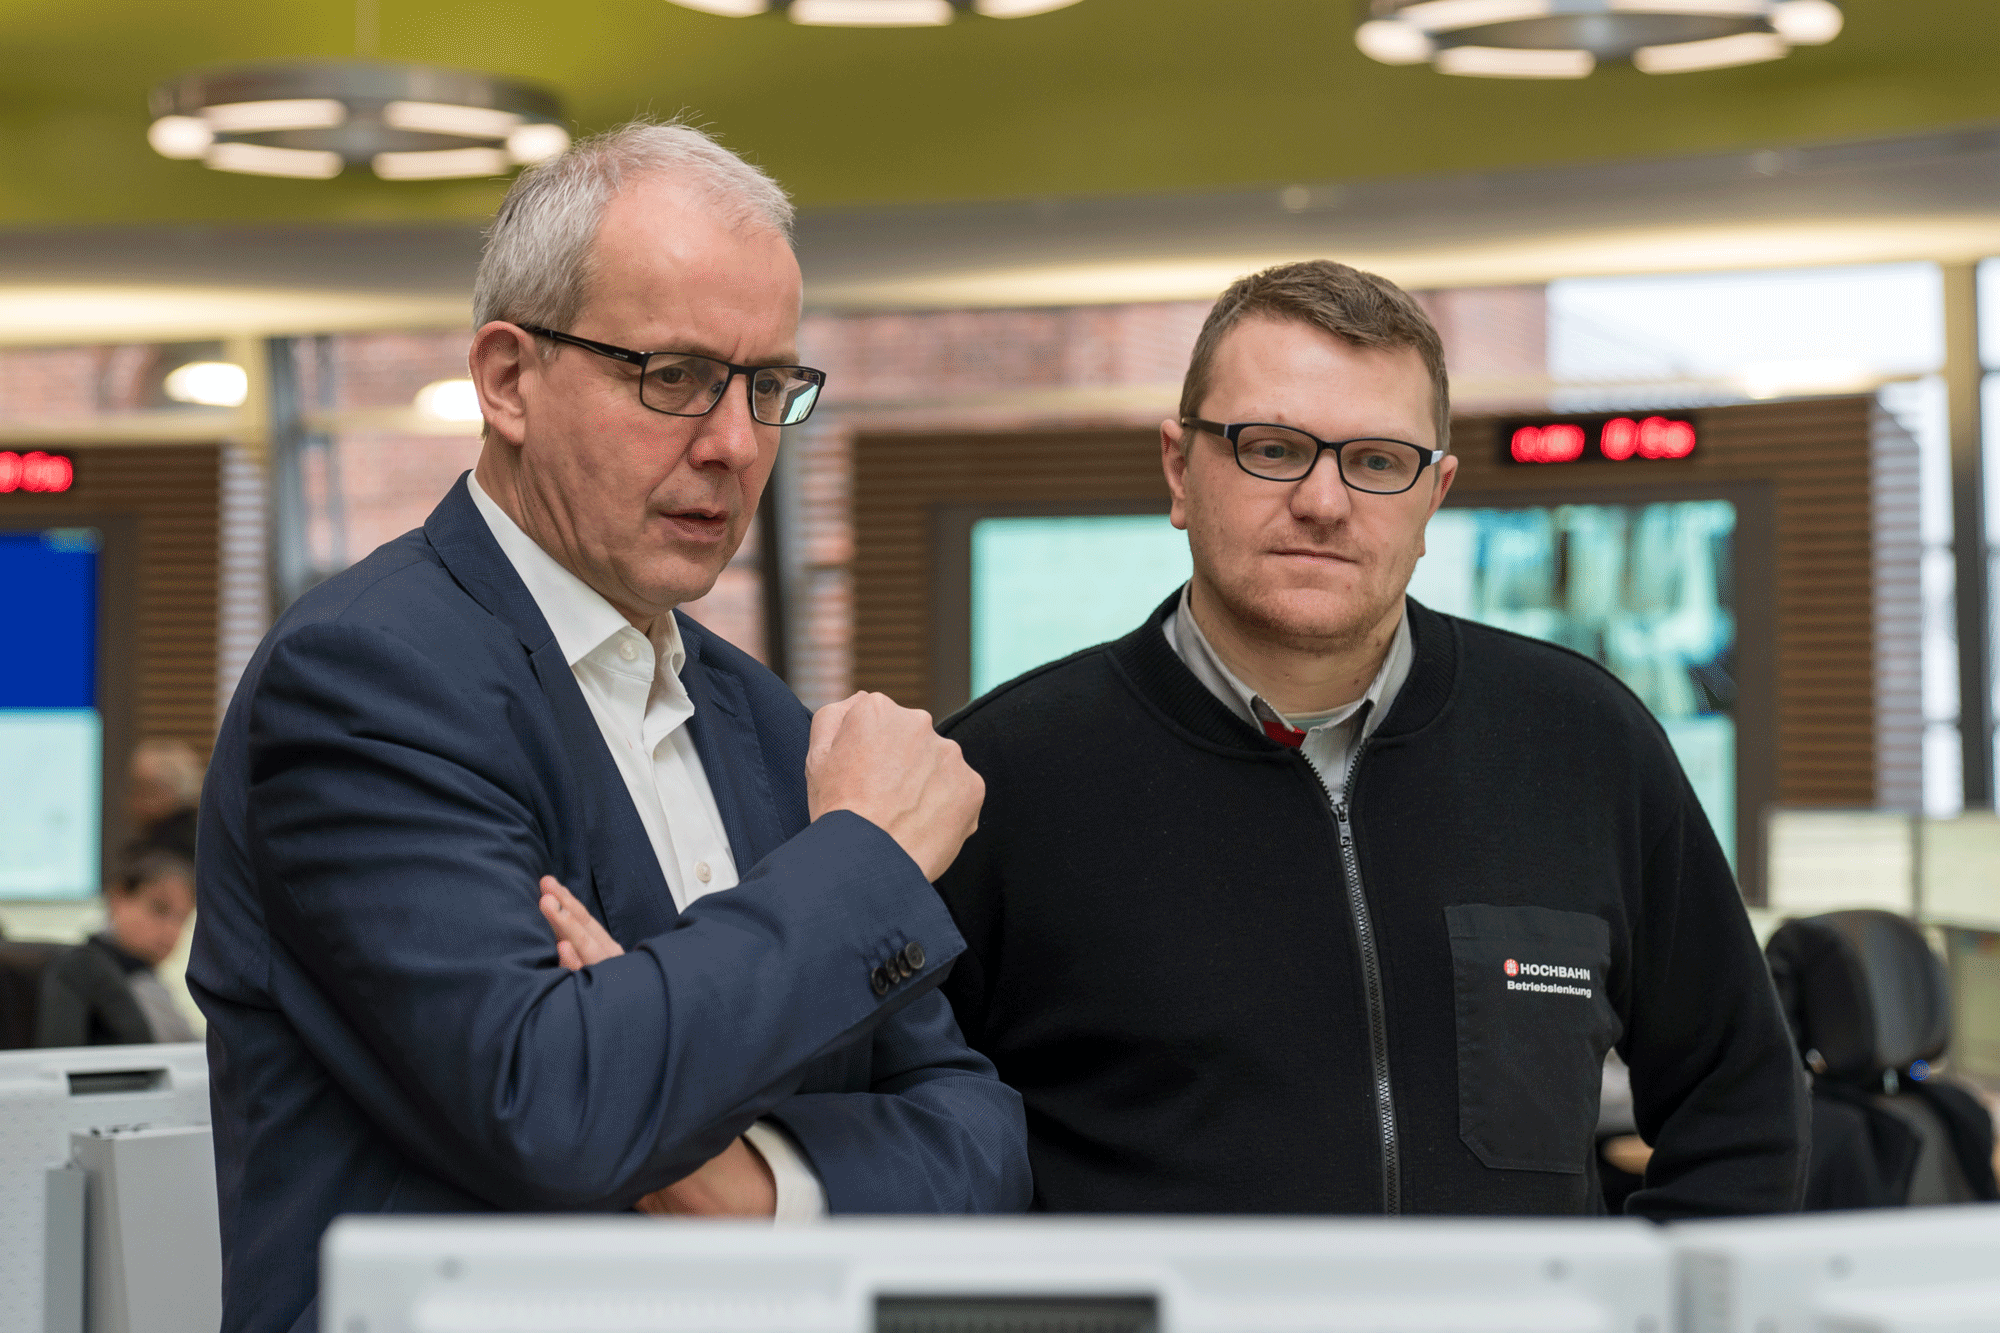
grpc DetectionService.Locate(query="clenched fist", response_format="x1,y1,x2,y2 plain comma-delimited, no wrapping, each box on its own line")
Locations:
806,692,984,882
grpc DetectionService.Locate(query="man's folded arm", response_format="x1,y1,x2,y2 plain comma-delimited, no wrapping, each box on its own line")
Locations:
248,620,962,1211
765,986,1034,1213
1621,783,1810,1220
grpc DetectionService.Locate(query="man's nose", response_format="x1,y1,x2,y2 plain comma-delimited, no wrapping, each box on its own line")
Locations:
1290,449,1355,523
687,373,765,471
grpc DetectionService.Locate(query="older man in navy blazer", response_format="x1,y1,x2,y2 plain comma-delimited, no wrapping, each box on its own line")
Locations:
191,120,1030,1333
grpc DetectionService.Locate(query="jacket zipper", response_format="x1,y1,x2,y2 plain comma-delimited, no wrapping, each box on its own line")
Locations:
1306,743,1401,1214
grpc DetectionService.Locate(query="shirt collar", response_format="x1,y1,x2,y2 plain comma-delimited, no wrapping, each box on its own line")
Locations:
467,471,686,676
1166,582,1412,741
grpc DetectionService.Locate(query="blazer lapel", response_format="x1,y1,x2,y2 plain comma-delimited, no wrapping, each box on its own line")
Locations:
426,473,678,943
678,614,790,870
525,641,679,944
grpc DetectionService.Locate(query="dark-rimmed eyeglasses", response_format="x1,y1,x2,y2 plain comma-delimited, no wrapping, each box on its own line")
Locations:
519,324,826,428
1181,418,1445,495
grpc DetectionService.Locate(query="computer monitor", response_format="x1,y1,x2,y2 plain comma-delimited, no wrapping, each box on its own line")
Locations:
1674,1206,2000,1333
325,1215,1672,1333
0,1043,210,1333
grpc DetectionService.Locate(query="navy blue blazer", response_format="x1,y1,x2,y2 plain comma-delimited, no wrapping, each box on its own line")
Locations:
190,476,1031,1333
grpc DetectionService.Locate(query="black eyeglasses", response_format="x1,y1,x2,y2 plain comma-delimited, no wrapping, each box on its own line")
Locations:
1181,418,1445,495
519,324,826,428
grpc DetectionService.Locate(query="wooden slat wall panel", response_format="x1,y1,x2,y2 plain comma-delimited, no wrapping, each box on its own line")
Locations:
0,444,221,755
1433,395,1879,807
853,430,1166,708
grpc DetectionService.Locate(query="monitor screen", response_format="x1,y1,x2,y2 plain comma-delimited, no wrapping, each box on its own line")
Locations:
1407,500,1739,867
0,527,102,899
970,514,1190,698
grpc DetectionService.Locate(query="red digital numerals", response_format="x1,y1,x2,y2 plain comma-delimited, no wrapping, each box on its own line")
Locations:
1510,423,1587,464
1510,418,1695,465
0,451,74,493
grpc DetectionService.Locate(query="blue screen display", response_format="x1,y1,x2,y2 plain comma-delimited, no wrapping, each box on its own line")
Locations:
0,527,102,899
0,528,98,708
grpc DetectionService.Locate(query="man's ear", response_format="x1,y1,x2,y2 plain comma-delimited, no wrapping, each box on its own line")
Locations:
1161,418,1192,532
1417,453,1459,559
1425,452,1459,521
469,321,538,447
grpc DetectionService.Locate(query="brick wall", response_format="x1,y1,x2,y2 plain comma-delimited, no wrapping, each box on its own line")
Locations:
0,284,1551,706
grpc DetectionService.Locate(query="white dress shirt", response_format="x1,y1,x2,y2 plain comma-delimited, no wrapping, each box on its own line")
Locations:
1162,583,1413,796
468,474,825,1220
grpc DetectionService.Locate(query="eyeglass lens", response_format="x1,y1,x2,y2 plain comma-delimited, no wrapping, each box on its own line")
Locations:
640,353,823,427
1234,424,1425,493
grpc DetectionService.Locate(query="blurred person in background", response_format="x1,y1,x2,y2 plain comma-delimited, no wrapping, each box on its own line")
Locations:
126,737,203,863
933,259,1809,1219
36,849,197,1047
192,119,1025,1333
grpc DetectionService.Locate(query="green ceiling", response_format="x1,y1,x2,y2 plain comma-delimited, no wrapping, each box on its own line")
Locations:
1,0,1995,226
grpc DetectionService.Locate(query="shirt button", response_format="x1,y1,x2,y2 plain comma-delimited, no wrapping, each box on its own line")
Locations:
694,861,712,883
617,640,638,662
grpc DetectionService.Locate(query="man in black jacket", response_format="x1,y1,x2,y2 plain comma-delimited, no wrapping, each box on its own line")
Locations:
934,259,1809,1219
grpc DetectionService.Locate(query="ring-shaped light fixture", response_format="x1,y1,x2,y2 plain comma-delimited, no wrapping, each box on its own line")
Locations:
148,61,571,180
1355,0,1843,78
668,0,1083,25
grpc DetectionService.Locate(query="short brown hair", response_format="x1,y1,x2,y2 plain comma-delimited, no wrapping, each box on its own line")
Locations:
115,850,194,897
1179,260,1451,450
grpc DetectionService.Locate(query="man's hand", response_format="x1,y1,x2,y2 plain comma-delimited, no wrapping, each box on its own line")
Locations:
632,1136,777,1217
539,876,624,970
806,691,984,882
537,881,774,1217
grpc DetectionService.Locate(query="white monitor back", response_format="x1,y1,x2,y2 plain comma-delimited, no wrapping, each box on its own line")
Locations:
324,1216,1673,1333
1675,1204,2000,1333
0,1043,209,1333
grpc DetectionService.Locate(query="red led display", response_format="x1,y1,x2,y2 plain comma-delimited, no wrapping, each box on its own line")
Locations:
1505,416,1696,466
0,451,74,493
1510,424,1587,464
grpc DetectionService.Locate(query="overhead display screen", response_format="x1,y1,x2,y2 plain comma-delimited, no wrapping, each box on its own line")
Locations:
0,527,102,899
1407,500,1739,868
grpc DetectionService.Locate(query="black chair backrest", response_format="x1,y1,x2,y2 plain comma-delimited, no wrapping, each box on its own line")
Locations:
1766,909,1951,1082
0,941,68,1050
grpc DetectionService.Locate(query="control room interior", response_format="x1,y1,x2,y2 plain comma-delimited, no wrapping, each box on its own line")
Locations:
1,0,1999,1324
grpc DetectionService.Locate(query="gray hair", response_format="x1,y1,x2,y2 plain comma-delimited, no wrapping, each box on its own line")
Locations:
472,118,794,336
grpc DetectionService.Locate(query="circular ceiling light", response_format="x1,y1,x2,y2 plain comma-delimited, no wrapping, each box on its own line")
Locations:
148,61,571,180
1356,0,1841,78
667,0,1083,23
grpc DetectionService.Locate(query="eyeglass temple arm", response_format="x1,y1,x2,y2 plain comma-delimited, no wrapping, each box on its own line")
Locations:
516,324,648,367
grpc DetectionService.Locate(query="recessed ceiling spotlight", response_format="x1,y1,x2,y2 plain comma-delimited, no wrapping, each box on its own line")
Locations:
414,379,484,423
1356,0,1840,77
164,362,250,408
148,61,570,181
664,0,1083,22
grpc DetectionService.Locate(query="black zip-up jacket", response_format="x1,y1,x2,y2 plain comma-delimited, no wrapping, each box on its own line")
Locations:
935,593,1809,1218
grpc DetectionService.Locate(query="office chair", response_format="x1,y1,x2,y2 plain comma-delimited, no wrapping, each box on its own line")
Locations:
1766,909,1998,1209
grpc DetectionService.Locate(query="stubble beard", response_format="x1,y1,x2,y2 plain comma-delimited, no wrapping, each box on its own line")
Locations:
1201,530,1420,660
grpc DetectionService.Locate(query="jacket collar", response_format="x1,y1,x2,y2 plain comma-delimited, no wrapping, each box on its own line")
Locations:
423,472,561,656
1108,590,1457,755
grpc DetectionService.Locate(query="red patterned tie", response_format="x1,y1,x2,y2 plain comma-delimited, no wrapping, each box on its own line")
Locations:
1261,718,1306,749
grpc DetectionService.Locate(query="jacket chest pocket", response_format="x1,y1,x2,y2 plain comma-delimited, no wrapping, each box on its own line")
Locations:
1445,904,1622,1175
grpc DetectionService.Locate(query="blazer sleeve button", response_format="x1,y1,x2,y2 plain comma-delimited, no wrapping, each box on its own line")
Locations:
870,966,891,997
901,941,926,972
